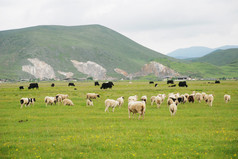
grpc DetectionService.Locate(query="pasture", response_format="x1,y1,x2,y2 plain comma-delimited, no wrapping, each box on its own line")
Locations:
0,81,237,158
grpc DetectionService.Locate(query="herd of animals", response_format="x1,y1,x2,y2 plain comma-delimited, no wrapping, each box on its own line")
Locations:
19,81,231,119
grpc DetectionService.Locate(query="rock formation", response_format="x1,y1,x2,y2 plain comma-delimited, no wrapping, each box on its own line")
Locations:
58,71,74,78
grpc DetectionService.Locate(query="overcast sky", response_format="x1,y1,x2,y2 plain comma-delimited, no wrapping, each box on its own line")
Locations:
0,0,237,54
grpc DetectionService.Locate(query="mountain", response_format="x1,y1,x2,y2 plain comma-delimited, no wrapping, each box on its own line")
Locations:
0,25,176,80
191,48,238,66
167,45,238,59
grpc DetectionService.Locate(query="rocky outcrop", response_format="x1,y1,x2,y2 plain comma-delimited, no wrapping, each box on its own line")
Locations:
22,58,56,80
71,60,107,80
58,71,74,78
115,61,179,79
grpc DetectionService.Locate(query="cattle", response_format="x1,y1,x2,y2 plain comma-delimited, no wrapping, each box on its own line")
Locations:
19,86,24,90
149,81,154,84
178,81,188,87
167,80,174,84
51,83,55,87
155,83,158,87
100,81,114,89
28,83,39,89
215,80,220,84
94,81,100,86
68,82,75,86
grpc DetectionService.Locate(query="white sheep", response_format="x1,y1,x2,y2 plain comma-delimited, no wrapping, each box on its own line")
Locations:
128,95,138,102
56,94,68,103
204,94,214,106
86,93,100,99
141,95,147,103
150,96,156,106
155,96,162,108
169,102,177,116
128,101,146,120
117,96,124,108
105,99,119,112
63,99,74,106
86,99,93,106
44,96,56,106
224,94,231,103
195,93,203,103
20,98,35,108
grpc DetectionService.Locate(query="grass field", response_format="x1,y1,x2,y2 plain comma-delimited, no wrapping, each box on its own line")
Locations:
0,81,237,159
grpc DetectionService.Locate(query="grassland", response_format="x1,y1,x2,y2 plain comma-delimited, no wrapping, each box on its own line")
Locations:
0,81,237,158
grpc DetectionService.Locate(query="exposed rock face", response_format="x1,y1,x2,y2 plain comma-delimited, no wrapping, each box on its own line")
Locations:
58,71,74,78
115,61,179,79
138,61,179,77
71,60,107,80
22,58,56,80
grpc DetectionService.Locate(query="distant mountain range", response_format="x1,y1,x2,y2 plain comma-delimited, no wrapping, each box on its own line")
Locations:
167,45,238,59
0,25,237,80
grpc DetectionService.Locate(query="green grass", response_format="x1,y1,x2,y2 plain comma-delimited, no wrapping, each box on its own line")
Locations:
0,81,238,158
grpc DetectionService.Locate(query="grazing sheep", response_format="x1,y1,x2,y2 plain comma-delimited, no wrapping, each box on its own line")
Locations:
150,96,156,105
188,95,195,103
20,98,36,108
63,99,74,106
86,99,93,106
205,94,214,106
184,93,189,100
128,95,138,102
224,94,231,103
155,96,162,108
167,98,174,106
86,93,100,99
44,96,57,106
56,94,69,103
169,103,177,116
117,96,124,108
141,95,147,103
195,93,203,103
105,99,119,112
128,101,146,120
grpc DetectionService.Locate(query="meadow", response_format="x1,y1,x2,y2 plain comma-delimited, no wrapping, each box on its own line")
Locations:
0,81,237,159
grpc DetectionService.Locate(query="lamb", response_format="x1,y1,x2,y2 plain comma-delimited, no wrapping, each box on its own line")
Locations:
20,98,36,108
117,96,124,108
128,101,146,120
128,95,138,102
169,102,178,116
224,94,231,103
86,93,100,99
44,96,57,106
63,99,74,106
86,99,93,106
141,95,147,103
105,99,119,112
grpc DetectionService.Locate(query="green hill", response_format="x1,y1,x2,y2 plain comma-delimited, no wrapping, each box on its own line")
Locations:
0,25,169,79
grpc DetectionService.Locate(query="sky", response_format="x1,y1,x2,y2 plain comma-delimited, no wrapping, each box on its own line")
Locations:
0,0,238,54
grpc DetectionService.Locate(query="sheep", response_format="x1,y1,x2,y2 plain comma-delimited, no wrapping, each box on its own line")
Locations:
44,96,56,106
157,94,166,102
184,93,189,100
141,95,147,103
201,92,207,100
204,94,214,106
195,93,203,103
169,102,178,116
224,94,231,103
117,96,124,108
86,99,93,106
56,94,69,103
105,99,119,112
20,98,36,108
155,96,162,108
128,95,138,102
167,98,174,106
86,93,100,99
188,95,195,103
63,99,74,106
150,96,156,105
128,101,146,120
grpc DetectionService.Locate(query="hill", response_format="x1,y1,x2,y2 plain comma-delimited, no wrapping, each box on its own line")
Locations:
0,25,172,80
167,45,238,59
191,48,238,66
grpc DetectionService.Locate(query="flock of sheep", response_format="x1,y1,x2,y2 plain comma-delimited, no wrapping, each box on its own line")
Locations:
20,91,231,119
